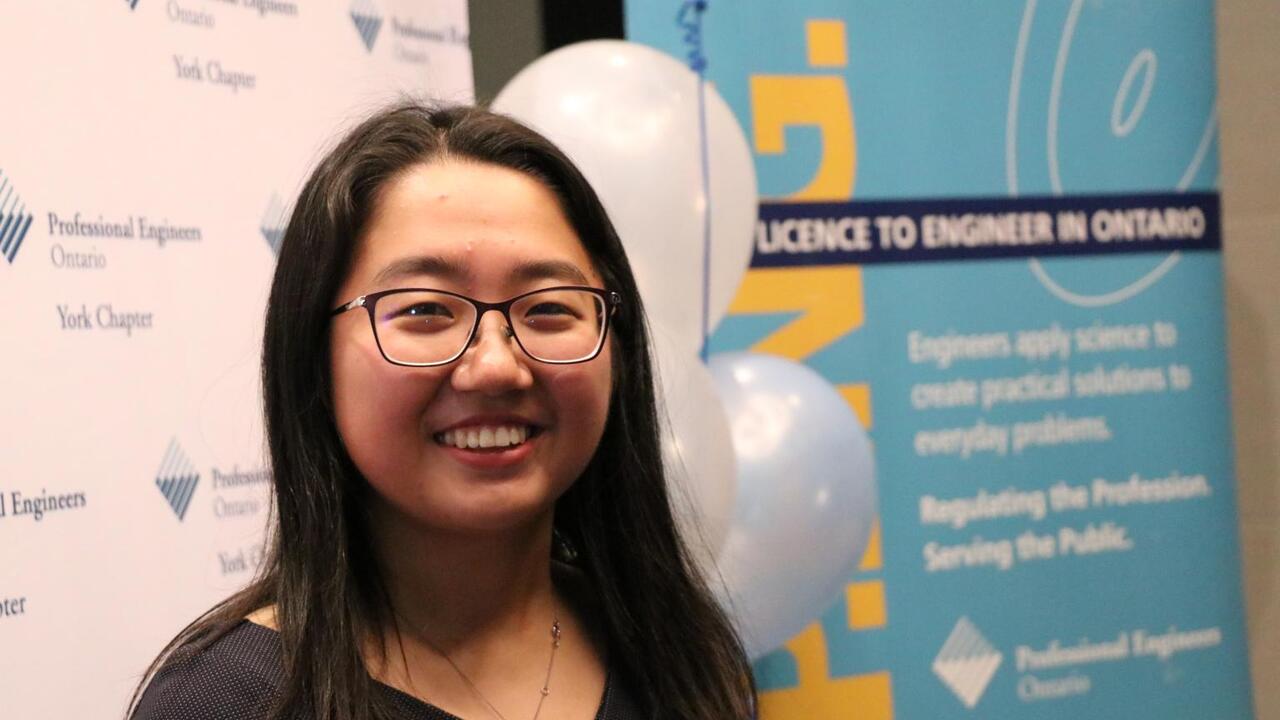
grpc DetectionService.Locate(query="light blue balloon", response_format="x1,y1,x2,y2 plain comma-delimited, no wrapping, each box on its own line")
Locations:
707,351,877,659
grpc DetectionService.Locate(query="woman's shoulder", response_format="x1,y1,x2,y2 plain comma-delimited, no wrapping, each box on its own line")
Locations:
132,620,284,720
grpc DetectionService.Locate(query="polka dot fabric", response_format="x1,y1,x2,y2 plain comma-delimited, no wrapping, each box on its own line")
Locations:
132,621,647,720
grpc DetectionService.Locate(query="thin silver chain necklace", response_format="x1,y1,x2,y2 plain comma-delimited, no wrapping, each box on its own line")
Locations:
402,613,563,720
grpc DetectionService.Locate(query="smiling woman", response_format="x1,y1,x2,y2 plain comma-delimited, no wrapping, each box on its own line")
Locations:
127,103,755,720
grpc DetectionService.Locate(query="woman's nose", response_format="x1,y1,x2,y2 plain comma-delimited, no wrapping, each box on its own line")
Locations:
449,312,534,394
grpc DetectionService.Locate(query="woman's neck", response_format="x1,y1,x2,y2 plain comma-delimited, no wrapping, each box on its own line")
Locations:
370,504,561,651
356,502,609,720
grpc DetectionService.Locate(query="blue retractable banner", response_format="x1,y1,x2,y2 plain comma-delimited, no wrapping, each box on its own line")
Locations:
629,2,1254,718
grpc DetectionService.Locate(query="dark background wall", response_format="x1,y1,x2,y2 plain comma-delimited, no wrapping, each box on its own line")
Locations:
468,0,623,102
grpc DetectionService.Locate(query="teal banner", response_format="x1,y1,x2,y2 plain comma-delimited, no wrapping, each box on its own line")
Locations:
628,2,1254,718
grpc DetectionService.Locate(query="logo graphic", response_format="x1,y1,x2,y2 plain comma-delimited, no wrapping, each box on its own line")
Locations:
155,438,200,521
125,0,140,10
933,616,1003,709
260,192,289,255
349,0,383,52
0,169,33,265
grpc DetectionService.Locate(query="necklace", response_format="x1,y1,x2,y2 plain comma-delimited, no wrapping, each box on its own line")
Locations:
401,613,562,720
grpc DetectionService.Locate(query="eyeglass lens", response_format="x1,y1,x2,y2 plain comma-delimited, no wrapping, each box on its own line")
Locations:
373,288,607,365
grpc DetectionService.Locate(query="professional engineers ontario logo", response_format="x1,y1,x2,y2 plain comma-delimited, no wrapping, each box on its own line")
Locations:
260,192,289,255
155,438,200,521
933,616,1003,709
349,0,383,52
0,169,33,266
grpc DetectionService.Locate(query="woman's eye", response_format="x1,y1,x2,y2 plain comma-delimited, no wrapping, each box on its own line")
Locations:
402,303,453,318
383,302,457,328
526,302,576,317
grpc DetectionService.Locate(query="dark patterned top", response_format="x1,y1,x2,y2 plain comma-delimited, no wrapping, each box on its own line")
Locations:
132,620,648,720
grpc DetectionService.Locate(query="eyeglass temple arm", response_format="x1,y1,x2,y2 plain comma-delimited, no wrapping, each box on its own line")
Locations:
331,296,367,316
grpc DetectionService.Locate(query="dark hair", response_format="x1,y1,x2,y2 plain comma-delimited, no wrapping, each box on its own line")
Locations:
130,102,754,720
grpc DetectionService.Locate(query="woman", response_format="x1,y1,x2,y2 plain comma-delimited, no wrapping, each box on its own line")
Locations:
129,103,755,720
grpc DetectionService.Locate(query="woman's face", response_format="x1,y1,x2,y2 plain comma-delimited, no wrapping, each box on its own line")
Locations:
329,160,613,535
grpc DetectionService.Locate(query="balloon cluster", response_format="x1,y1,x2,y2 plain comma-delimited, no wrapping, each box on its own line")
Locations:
495,40,876,659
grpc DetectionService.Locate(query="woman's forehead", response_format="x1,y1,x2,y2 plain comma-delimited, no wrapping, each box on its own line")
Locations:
351,161,601,290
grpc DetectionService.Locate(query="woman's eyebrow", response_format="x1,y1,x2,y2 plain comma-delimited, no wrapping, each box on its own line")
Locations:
510,259,591,286
373,255,467,285
372,256,592,287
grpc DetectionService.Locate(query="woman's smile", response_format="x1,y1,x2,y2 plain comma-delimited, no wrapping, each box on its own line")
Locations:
429,412,544,470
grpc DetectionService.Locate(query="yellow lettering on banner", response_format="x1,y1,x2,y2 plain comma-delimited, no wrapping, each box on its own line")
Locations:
741,31,887,710
839,383,872,429
750,18,855,202
750,76,856,201
729,266,864,360
838,388,887,631
731,264,890,715
848,520,886,630
758,624,893,719
857,519,883,572
751,19,855,200
806,19,848,67
847,580,887,630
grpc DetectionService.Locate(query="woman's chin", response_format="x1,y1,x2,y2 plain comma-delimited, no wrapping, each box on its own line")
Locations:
398,485,558,538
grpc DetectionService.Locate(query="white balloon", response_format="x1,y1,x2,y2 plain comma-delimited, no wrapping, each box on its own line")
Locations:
493,40,758,355
707,352,877,659
650,323,737,573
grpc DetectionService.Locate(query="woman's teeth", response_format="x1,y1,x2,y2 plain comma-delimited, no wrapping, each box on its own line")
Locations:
437,425,531,450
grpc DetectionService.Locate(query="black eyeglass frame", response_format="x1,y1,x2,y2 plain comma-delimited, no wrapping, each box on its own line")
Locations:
330,285,623,367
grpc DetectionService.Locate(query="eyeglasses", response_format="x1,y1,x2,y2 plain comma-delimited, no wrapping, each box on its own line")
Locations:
331,286,622,367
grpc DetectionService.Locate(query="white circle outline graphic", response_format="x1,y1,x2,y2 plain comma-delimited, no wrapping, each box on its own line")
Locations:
1007,0,1215,308
1111,49,1157,138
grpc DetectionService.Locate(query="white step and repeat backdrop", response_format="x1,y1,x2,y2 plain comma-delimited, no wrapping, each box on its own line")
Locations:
0,2,472,717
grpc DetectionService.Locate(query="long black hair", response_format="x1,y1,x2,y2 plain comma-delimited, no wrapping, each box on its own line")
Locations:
130,102,755,720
